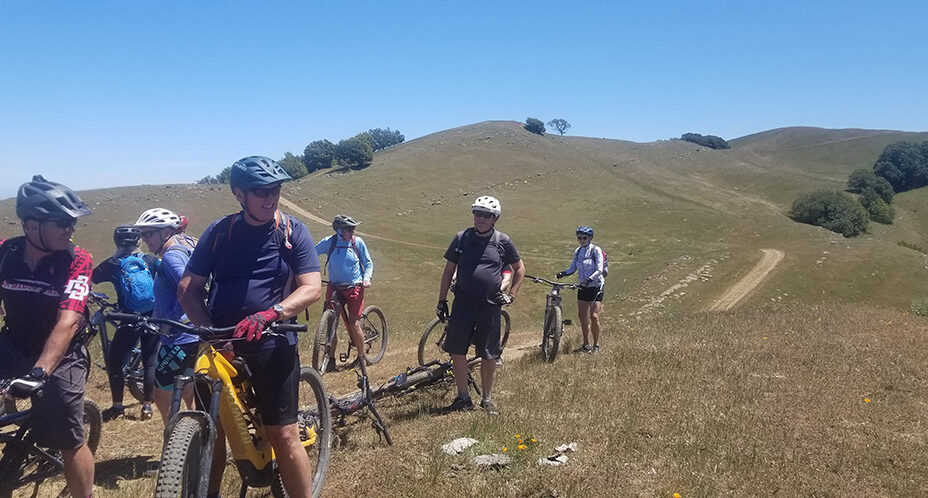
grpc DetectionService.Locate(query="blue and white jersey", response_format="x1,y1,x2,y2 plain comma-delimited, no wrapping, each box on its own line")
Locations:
563,244,605,288
315,234,373,286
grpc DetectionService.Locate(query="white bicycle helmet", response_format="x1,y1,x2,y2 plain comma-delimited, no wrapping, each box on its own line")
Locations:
472,195,501,217
134,208,182,229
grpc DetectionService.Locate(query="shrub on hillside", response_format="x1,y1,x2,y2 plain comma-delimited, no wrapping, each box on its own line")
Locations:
790,190,869,237
335,133,374,170
278,152,308,179
860,192,894,224
368,127,405,152
524,117,545,135
303,139,336,172
680,133,730,150
872,140,928,193
547,118,570,135
847,168,894,203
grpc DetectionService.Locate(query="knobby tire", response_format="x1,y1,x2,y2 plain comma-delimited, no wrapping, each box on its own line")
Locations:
541,306,562,363
154,416,207,498
360,305,387,364
312,310,338,375
292,367,333,498
417,317,446,366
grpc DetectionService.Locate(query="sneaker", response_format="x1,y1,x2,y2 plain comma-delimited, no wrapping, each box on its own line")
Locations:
444,395,474,413
140,403,153,421
480,399,500,416
592,345,601,354
101,405,125,422
575,344,594,354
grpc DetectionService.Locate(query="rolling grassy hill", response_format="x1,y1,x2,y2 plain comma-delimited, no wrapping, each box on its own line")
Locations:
2,121,927,331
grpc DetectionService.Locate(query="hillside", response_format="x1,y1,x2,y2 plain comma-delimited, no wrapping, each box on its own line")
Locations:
2,121,927,330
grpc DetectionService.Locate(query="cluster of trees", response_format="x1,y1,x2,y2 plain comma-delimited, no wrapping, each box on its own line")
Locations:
197,127,404,184
680,133,731,150
523,117,571,136
789,140,928,236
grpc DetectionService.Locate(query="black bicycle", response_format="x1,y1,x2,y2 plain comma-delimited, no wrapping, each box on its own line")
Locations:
321,356,482,447
0,381,102,498
417,308,511,366
88,291,148,403
106,313,332,498
312,281,387,375
525,275,577,362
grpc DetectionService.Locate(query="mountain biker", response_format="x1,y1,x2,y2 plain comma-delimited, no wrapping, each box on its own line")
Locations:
0,175,95,497
91,224,159,421
134,208,199,425
556,225,605,353
314,214,374,369
178,156,322,498
437,195,524,415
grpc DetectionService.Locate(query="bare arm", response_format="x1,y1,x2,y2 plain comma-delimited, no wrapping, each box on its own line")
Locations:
178,271,212,326
34,309,84,373
278,271,322,319
438,261,457,301
508,260,525,298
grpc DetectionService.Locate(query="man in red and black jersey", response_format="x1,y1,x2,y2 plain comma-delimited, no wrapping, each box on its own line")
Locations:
0,175,95,497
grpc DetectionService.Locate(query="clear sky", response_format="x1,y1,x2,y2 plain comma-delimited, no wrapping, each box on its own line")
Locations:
1,1,925,200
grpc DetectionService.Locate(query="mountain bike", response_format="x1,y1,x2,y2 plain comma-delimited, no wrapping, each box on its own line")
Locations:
417,307,511,366
0,380,102,498
88,292,147,403
312,281,387,375
525,275,577,363
107,313,332,498
319,356,483,446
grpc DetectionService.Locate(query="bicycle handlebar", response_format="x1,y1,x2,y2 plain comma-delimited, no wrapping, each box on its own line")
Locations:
524,275,578,289
105,313,307,339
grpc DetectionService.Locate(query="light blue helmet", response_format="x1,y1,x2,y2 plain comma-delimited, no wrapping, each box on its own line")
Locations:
576,226,594,238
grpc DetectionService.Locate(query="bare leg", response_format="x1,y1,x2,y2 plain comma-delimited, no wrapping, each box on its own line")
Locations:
450,353,470,398
346,316,367,364
62,443,94,498
265,423,313,498
480,357,496,400
154,384,194,427
577,300,591,346
590,300,602,346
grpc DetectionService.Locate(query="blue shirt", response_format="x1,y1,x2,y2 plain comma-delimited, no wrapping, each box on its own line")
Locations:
186,212,321,351
315,234,373,285
155,239,198,346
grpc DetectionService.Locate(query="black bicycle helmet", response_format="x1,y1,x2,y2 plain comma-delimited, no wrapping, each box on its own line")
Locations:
16,175,93,221
332,214,360,231
114,225,141,248
229,156,292,192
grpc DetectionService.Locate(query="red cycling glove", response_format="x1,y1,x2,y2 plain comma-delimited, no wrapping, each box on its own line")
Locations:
234,309,279,341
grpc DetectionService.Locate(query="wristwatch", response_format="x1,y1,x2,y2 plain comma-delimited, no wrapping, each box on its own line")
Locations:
29,367,48,381
272,303,285,320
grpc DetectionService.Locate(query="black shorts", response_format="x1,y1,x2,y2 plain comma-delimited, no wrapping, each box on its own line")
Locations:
155,342,199,390
0,336,89,450
577,285,604,302
237,344,301,426
443,300,502,360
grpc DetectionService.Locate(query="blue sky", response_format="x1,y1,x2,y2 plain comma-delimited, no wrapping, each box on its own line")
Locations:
1,1,926,200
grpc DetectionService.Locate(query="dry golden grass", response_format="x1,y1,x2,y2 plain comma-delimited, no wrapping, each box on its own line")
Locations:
14,302,927,496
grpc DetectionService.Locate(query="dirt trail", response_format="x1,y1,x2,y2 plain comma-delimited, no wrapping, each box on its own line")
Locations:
705,249,784,311
278,196,444,250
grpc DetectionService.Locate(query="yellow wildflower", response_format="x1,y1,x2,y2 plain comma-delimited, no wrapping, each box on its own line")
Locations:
674,494,681,498
864,398,871,403
503,447,508,452
531,438,537,443
515,434,520,438
518,444,527,450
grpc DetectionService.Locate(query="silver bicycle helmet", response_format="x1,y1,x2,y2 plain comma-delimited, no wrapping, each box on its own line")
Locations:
16,175,93,221
134,208,182,229
472,195,501,217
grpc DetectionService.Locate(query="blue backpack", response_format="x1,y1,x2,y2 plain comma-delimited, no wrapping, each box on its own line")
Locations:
118,254,155,313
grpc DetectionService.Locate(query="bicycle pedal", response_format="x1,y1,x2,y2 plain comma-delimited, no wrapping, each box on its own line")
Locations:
562,319,572,326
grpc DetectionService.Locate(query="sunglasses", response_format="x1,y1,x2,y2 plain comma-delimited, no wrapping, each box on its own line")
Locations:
249,185,282,198
47,218,77,229
577,235,589,241
473,211,494,219
140,230,161,240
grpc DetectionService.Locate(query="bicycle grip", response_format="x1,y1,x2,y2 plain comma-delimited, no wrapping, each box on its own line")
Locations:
106,312,143,322
272,323,308,333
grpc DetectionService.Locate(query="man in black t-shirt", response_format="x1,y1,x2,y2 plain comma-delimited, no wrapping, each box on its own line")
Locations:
437,196,524,415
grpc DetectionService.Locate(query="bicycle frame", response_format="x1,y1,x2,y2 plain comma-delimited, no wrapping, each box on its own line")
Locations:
323,286,355,363
0,409,62,492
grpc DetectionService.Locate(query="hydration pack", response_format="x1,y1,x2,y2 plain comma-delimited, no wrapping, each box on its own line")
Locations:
118,254,155,313
601,248,609,278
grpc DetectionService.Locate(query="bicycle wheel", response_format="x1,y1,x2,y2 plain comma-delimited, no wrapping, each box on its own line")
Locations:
540,306,562,363
123,349,145,403
360,305,387,364
154,415,208,498
82,398,102,454
417,317,448,366
284,366,332,498
312,310,338,375
500,309,511,349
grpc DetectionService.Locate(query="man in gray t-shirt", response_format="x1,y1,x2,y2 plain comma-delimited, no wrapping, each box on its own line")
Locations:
436,196,525,415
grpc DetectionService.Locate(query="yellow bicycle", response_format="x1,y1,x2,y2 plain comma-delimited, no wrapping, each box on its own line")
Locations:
108,313,332,498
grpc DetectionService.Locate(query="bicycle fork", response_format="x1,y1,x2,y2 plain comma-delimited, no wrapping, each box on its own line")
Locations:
165,375,222,498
